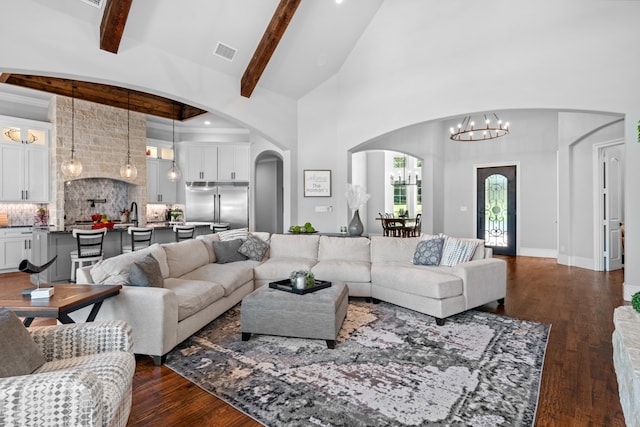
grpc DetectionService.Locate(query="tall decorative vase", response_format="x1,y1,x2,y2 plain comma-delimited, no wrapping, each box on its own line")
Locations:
348,209,364,236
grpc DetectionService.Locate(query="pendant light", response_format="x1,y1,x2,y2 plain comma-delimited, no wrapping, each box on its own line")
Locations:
167,105,181,182
120,92,138,180
61,86,83,177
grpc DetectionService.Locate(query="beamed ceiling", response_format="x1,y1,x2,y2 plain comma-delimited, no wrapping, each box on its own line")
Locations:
1,0,304,120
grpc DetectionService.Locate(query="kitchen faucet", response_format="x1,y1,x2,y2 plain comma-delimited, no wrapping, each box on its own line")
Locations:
130,201,138,226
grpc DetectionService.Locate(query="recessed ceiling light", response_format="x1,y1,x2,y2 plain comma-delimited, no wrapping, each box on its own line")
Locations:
204,120,211,126
335,0,343,4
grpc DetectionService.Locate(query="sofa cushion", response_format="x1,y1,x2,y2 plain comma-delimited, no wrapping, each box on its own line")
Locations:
212,239,248,263
238,234,270,261
311,260,371,283
318,236,370,262
196,233,221,263
162,239,210,278
91,243,167,285
180,260,259,297
217,228,249,241
371,263,463,299
129,253,164,287
269,234,320,259
253,258,318,281
440,237,480,266
440,234,486,261
163,278,226,321
413,238,444,266
0,308,46,378
370,235,421,263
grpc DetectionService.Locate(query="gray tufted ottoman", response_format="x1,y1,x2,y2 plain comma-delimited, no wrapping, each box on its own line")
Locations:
241,282,348,348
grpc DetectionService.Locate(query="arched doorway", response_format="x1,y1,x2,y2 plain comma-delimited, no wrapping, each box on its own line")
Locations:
254,151,283,234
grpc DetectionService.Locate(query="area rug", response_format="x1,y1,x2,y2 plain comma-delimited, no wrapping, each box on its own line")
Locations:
165,301,550,426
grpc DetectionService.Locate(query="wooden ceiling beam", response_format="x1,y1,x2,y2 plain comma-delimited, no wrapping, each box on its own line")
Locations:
100,0,133,54
0,73,207,121
241,0,301,98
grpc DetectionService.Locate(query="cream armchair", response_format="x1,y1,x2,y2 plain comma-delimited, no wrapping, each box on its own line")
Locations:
0,320,135,427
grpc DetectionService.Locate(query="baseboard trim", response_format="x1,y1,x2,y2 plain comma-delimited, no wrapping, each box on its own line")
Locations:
519,247,558,258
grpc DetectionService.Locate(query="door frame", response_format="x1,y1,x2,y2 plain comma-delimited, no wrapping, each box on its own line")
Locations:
592,138,624,271
473,161,521,255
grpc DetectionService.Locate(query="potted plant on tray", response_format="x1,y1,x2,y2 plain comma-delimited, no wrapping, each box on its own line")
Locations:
290,270,315,289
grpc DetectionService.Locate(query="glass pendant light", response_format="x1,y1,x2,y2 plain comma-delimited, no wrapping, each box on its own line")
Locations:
61,86,83,177
167,108,181,182
120,92,138,180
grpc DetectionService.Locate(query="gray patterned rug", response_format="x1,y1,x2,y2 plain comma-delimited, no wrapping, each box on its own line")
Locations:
165,301,550,426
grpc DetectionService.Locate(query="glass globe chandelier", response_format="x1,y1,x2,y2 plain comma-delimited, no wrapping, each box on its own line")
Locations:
120,92,138,180
61,86,83,177
167,107,181,182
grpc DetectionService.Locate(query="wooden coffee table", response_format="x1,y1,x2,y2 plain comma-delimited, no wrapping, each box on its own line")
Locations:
0,284,121,326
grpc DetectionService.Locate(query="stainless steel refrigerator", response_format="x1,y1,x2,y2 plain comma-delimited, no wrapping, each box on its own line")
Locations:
184,182,249,229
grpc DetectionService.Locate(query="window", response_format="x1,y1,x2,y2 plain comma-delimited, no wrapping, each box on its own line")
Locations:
393,156,406,168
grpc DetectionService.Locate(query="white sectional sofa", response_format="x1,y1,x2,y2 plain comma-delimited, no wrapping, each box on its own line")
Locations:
75,232,506,364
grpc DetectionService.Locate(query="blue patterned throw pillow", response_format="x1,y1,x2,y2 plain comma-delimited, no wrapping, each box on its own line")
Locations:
413,237,445,266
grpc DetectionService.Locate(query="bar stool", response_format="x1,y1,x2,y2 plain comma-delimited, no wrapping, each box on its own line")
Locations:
173,225,196,242
210,223,230,233
122,227,153,253
70,228,107,282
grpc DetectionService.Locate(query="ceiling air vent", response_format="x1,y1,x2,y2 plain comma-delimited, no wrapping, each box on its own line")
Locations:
79,0,104,8
214,42,237,62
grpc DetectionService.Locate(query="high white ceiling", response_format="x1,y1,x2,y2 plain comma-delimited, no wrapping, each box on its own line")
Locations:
2,0,383,129
30,0,383,100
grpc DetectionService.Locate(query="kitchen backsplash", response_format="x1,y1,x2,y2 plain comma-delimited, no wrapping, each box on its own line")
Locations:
0,204,46,226
64,178,129,223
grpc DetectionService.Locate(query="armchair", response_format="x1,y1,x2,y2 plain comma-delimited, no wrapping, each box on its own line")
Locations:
0,318,135,427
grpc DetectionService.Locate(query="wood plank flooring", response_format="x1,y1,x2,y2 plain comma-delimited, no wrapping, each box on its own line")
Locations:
0,256,626,426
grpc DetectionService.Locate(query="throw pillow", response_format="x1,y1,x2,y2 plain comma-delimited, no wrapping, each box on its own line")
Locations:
413,237,445,266
217,228,249,241
237,234,270,261
212,239,248,264
0,307,46,378
439,237,480,267
129,253,164,287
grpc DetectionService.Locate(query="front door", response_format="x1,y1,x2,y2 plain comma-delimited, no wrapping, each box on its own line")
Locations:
477,166,517,256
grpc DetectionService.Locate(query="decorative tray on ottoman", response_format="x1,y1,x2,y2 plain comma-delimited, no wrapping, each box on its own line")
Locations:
269,279,332,295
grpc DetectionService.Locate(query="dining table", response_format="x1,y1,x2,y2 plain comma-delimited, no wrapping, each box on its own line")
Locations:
376,216,416,237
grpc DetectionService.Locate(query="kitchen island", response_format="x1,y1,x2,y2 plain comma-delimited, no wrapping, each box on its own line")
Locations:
31,223,213,283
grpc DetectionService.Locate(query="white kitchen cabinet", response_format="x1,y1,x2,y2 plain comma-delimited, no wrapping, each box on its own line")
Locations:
183,144,218,181
217,146,250,182
146,158,177,203
0,117,50,202
0,227,33,272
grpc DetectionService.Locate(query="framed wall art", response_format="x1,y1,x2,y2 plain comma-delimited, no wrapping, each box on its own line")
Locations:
304,169,331,197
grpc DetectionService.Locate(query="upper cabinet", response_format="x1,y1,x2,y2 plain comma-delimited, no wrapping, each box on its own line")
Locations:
178,143,249,183
0,117,50,203
183,144,218,181
146,140,177,204
217,146,249,182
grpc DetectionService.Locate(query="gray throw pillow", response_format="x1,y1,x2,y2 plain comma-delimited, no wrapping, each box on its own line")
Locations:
0,307,46,378
129,253,164,287
413,237,445,266
212,239,248,264
237,234,269,261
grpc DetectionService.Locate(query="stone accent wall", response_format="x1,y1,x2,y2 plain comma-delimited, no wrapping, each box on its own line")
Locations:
49,96,147,227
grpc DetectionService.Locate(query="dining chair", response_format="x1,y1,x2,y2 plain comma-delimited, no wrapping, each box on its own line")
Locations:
122,227,154,253
404,213,422,237
69,228,107,282
173,225,196,242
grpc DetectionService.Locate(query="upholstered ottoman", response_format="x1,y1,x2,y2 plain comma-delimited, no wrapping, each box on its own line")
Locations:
241,283,348,348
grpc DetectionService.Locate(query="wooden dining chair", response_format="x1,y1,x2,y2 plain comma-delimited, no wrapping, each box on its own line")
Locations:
404,213,422,237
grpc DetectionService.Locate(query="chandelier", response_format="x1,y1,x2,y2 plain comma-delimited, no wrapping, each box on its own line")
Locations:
449,113,510,142
389,155,419,186
120,92,138,180
61,86,83,177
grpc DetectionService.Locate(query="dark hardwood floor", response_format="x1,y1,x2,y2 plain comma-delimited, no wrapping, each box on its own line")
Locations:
1,256,626,426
